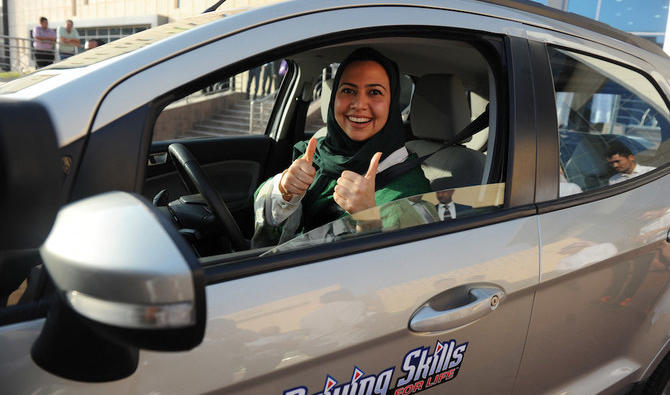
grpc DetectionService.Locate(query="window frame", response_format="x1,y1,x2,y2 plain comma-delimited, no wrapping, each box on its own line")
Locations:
198,31,537,284
534,42,670,214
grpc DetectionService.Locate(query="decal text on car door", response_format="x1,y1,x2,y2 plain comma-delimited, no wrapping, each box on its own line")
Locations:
284,338,468,395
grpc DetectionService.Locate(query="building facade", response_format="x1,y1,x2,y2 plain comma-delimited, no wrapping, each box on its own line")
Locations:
539,0,670,53
3,0,281,71
8,0,282,42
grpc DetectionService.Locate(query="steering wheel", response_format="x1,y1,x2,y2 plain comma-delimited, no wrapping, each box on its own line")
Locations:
167,143,248,251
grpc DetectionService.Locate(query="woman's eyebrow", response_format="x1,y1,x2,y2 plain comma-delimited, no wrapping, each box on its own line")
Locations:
365,83,387,91
340,82,388,91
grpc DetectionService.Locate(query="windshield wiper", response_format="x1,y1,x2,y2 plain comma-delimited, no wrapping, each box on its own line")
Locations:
203,0,227,13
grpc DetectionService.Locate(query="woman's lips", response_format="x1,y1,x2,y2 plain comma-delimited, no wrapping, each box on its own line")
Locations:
347,115,372,126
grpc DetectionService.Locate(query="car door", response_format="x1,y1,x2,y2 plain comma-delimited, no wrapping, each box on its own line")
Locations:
1,4,540,394
514,39,670,394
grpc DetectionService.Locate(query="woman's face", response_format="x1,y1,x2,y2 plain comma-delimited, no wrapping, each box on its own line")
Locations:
334,60,391,141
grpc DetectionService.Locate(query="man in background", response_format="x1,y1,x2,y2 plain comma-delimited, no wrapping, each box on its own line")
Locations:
32,17,56,68
57,20,81,60
246,66,261,100
607,143,655,185
436,189,472,220
85,39,99,50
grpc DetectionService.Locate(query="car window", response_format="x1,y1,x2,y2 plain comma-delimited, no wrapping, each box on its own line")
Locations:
549,47,670,195
146,36,507,263
267,184,505,255
152,60,287,142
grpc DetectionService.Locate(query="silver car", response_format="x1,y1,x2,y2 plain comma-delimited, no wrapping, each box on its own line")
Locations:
1,0,670,393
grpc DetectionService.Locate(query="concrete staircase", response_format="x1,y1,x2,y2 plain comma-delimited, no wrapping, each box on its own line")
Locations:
184,95,275,138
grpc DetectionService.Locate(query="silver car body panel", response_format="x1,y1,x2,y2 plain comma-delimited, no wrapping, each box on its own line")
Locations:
515,175,670,393
1,217,538,394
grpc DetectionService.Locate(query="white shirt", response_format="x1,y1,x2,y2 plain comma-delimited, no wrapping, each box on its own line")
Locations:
559,182,583,197
266,146,410,225
609,164,655,185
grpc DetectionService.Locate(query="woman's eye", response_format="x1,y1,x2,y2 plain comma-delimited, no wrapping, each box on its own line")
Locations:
369,89,383,96
341,87,355,95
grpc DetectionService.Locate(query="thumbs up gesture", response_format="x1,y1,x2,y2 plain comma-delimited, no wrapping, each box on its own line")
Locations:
334,152,382,214
279,138,318,201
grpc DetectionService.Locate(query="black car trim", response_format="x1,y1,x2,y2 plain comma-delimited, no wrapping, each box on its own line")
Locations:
537,163,670,214
146,135,274,177
203,204,537,284
504,36,537,207
0,298,52,326
69,105,152,201
528,40,560,203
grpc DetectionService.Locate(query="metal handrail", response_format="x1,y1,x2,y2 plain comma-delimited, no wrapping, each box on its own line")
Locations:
0,34,81,78
0,34,48,76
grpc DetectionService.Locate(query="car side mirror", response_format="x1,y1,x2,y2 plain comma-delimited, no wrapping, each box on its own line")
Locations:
32,191,206,382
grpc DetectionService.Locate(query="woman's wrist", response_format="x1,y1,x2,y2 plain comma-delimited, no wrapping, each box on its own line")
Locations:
278,170,294,201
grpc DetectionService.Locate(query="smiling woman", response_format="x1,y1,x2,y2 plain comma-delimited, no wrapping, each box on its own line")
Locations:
334,60,391,141
251,47,431,247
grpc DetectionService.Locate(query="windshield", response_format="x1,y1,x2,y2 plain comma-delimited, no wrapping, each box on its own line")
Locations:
265,184,505,256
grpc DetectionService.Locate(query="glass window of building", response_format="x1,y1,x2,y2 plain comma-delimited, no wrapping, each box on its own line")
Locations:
531,0,670,48
567,0,598,20
80,25,151,46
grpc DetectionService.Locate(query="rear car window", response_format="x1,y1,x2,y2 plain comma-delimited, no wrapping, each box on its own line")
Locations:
549,47,670,194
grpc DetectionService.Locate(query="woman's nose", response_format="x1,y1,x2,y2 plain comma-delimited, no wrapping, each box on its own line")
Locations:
350,94,367,109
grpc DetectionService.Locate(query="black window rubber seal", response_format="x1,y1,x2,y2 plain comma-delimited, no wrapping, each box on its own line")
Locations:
203,203,537,285
537,163,670,214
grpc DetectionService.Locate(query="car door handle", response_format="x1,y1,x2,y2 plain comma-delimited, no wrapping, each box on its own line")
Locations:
148,152,168,166
409,285,505,333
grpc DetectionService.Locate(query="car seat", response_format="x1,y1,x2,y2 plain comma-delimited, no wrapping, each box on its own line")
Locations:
405,74,487,191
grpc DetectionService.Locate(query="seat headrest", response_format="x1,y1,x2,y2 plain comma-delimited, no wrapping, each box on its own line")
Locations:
320,79,334,123
410,74,470,141
398,74,414,114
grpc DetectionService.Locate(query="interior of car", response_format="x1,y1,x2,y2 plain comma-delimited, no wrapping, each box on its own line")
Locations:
143,34,507,260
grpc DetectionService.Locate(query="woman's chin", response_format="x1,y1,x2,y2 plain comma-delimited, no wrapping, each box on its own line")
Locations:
343,127,380,141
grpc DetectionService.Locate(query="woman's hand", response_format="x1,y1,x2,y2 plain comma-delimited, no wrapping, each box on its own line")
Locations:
279,138,318,201
334,152,382,214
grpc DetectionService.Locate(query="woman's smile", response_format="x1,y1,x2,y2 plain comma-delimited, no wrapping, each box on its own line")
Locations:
334,60,390,141
346,115,372,125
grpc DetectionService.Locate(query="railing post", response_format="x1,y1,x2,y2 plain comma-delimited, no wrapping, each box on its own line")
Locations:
249,100,255,134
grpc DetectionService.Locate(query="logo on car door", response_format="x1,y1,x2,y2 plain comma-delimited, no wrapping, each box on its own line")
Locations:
283,338,468,395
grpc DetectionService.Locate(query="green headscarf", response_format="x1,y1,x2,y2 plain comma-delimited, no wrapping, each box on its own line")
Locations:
296,47,406,229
